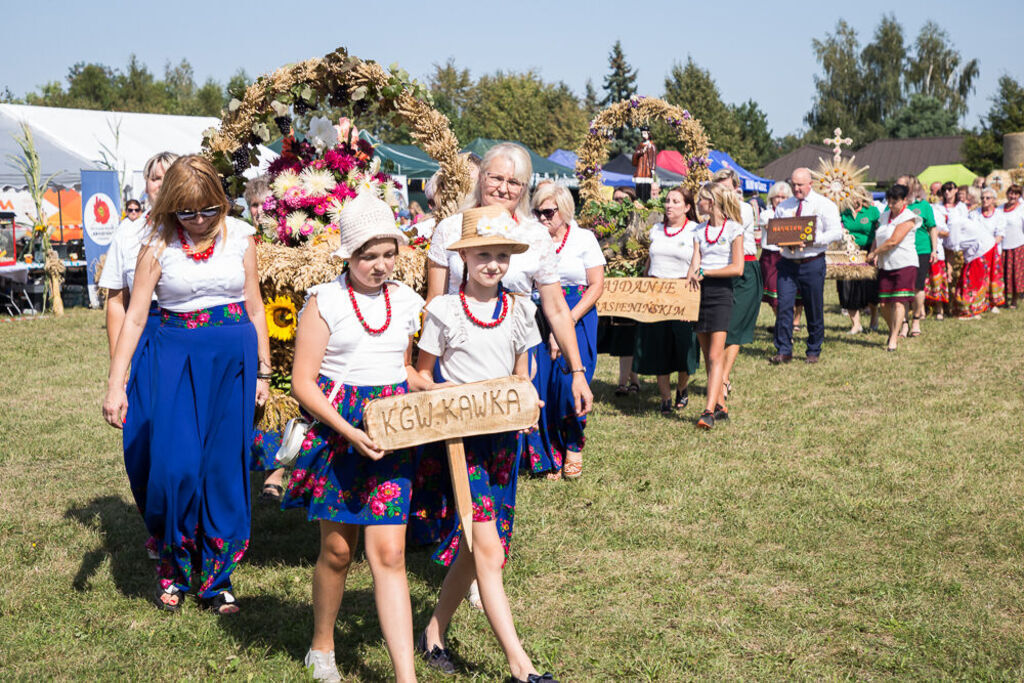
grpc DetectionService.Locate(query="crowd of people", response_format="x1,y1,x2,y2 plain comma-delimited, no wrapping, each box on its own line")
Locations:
97,144,1017,682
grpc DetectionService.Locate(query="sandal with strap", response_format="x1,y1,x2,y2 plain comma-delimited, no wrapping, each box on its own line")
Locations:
200,590,240,615
260,483,284,502
563,452,582,480
511,673,559,683
154,584,184,613
614,384,629,396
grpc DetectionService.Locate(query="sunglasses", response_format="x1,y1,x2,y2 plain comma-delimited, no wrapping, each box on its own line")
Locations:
126,207,142,214
175,206,221,221
533,208,558,220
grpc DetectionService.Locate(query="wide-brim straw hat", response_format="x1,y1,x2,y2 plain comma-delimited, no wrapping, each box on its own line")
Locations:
448,205,528,254
333,191,408,259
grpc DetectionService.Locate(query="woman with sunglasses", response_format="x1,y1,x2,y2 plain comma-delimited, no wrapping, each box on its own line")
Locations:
97,151,178,561
528,183,605,480
102,155,271,614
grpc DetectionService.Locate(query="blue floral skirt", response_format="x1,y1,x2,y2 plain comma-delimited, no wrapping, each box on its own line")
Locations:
250,427,282,472
428,430,520,568
282,377,413,526
124,303,160,523
524,285,596,474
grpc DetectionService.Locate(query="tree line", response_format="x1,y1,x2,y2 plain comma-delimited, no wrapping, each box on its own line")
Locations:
4,20,1021,175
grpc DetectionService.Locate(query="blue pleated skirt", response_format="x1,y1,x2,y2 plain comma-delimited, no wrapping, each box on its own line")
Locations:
523,285,596,475
146,303,256,598
123,303,160,523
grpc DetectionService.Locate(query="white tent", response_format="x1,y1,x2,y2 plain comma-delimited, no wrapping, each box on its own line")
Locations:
0,103,272,200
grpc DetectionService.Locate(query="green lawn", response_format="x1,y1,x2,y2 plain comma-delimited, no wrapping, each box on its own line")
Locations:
2,298,1023,681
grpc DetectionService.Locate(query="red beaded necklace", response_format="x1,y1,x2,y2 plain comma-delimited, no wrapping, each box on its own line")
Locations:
1004,202,1018,213
347,276,391,335
460,285,509,328
704,219,727,245
555,223,570,253
177,227,216,262
982,208,995,218
664,217,688,238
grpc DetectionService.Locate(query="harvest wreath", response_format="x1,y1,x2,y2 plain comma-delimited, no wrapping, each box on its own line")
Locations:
574,96,711,275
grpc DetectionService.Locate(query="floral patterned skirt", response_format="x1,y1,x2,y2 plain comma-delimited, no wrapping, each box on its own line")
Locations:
925,260,948,304
428,431,520,568
282,377,413,526
1004,246,1024,298
956,252,991,317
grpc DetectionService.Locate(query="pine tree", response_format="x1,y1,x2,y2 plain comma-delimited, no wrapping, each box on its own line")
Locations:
602,41,640,156
583,79,599,118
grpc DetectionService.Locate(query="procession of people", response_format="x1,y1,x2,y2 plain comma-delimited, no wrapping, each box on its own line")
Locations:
98,141,1018,681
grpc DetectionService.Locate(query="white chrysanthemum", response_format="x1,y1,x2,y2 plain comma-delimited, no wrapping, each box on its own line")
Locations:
259,214,278,232
271,170,301,196
300,167,336,197
326,198,346,225
285,211,308,235
476,214,517,238
356,176,380,195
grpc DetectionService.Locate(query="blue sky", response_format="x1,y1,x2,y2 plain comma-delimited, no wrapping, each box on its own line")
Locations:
4,0,1020,141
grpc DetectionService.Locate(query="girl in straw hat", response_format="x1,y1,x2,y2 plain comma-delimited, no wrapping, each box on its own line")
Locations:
413,205,558,683
283,191,428,683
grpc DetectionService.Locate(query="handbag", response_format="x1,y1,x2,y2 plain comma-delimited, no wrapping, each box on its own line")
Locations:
273,380,343,467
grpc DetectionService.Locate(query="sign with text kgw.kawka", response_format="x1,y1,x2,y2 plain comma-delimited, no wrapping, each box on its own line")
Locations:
364,377,540,552
595,277,700,323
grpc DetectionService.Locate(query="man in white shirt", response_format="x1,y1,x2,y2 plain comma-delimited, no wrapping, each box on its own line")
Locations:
769,167,843,364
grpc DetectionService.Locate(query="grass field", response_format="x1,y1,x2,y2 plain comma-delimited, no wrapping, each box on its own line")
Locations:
2,296,1023,681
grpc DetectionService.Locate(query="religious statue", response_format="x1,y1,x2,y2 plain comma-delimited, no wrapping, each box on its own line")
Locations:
632,127,657,201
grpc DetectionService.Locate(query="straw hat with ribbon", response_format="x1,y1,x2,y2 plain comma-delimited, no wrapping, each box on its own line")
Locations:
448,205,528,254
333,191,409,259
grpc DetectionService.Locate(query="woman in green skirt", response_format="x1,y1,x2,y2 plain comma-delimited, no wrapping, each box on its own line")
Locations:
634,187,700,416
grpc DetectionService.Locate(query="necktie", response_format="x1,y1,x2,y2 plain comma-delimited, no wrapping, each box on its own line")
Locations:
796,200,803,217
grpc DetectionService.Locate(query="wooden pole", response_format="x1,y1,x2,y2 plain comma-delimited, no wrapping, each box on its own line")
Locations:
444,437,473,553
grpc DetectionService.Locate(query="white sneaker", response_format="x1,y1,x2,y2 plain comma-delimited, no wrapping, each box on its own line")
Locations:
304,649,341,683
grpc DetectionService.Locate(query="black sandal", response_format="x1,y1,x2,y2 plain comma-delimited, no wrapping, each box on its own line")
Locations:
511,673,558,683
628,382,640,394
199,590,240,615
614,384,629,396
416,631,457,674
154,584,184,613
674,388,689,409
259,483,284,502
660,399,674,417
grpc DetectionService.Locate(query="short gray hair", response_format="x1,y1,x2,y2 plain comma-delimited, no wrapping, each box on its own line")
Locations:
243,175,270,206
767,181,793,201
712,168,740,190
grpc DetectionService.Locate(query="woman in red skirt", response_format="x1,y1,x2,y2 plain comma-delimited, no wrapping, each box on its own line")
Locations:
867,184,920,352
1001,184,1024,308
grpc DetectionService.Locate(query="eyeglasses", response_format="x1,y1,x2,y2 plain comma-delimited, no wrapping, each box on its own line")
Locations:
533,208,558,220
483,172,525,191
175,206,221,221
126,207,142,214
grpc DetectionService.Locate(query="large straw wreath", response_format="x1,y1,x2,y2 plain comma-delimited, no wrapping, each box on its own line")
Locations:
575,96,711,275
202,46,471,436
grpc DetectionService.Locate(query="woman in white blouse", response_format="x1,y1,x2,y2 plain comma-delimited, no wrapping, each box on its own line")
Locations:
102,155,270,614
687,183,744,429
867,184,921,351
425,143,593,416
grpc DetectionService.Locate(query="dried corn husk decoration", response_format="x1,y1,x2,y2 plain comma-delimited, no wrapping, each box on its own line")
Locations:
45,250,65,316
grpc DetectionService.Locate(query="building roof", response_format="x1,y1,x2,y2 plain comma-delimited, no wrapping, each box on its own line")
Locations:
760,137,966,186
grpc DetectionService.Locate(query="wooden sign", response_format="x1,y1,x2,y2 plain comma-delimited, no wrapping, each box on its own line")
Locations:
595,277,699,323
766,216,817,247
364,377,540,553
364,377,540,451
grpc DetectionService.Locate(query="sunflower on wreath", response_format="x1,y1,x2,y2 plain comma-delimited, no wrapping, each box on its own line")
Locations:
265,295,298,342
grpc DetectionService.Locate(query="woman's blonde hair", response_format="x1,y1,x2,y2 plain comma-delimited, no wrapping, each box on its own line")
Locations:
698,182,742,223
530,182,575,225
148,155,230,255
463,142,533,218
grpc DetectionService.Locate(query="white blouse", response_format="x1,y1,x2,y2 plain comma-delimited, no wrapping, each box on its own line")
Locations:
875,208,922,271
553,222,606,286
957,216,996,263
427,212,560,295
759,207,780,252
739,201,757,256
694,220,744,271
97,213,153,294
647,221,696,279
417,293,541,384
155,216,254,312
970,209,1006,245
1002,203,1024,251
302,274,424,386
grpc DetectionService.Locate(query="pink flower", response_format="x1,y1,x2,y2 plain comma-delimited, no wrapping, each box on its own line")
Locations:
377,481,401,501
382,385,393,397
186,320,198,329
313,203,326,216
300,432,316,451
196,312,210,324
227,303,242,316
370,500,386,516
300,221,315,236
312,482,325,498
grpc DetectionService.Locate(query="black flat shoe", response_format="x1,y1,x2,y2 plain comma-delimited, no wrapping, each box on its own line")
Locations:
614,384,629,396
675,388,689,409
510,673,558,683
259,483,284,502
416,631,456,675
660,399,674,417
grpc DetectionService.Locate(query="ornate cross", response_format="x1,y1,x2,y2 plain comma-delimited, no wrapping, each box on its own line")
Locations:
824,127,853,162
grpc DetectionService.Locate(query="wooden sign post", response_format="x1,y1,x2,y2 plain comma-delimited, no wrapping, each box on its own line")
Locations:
765,216,817,247
595,277,700,323
363,376,540,551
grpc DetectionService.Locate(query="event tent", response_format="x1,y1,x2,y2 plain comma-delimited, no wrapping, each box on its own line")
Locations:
358,132,439,178
917,163,978,188
0,103,274,200
706,150,772,193
603,153,685,185
547,149,633,187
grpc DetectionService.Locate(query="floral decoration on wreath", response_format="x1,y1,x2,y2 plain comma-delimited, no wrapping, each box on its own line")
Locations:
201,47,471,441
575,95,711,275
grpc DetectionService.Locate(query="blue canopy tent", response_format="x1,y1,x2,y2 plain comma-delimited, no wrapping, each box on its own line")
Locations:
547,149,634,187
602,153,686,186
707,150,772,194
